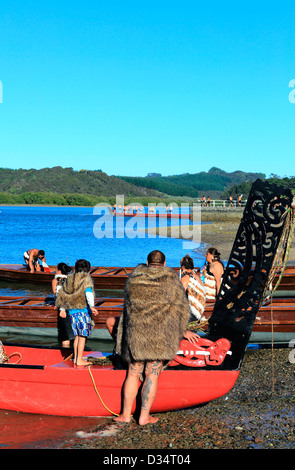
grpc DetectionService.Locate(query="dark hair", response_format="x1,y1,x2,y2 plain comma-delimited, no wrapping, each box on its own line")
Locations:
207,247,221,261
147,250,165,266
75,259,91,273
57,262,72,275
38,250,45,257
180,254,194,270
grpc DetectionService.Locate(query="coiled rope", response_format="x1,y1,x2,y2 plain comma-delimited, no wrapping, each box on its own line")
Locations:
0,341,22,365
264,198,295,393
264,199,295,298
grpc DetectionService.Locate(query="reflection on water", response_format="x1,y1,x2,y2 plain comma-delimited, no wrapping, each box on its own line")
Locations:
0,409,109,449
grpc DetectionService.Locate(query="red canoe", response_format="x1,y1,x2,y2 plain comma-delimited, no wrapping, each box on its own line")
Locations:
0,343,238,417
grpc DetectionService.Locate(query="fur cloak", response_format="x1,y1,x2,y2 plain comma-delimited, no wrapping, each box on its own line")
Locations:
55,272,95,310
115,264,190,363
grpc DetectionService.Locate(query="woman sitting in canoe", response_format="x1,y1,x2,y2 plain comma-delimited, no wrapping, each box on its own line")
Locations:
180,254,206,322
202,247,224,299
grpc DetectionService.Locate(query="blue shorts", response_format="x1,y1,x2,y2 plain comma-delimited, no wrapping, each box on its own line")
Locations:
69,309,92,337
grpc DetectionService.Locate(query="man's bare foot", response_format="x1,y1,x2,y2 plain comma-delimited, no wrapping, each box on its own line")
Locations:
113,414,132,423
138,415,159,426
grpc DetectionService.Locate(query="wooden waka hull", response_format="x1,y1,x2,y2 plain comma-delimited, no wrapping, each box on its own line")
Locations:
0,264,294,291
0,264,134,289
0,295,294,336
0,344,239,417
0,295,123,329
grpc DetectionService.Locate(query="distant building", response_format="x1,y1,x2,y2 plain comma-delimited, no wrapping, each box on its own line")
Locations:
147,173,162,177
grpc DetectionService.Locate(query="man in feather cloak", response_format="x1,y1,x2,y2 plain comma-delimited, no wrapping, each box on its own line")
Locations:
114,250,191,425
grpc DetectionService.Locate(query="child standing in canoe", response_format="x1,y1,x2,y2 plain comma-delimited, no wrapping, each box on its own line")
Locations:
56,259,98,366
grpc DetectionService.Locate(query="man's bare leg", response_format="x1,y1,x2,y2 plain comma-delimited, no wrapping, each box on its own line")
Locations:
138,360,163,426
114,362,144,423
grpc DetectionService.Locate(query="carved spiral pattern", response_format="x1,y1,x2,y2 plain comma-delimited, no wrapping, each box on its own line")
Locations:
207,179,294,369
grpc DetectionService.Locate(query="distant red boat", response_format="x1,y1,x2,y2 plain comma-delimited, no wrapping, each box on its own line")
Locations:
115,212,190,219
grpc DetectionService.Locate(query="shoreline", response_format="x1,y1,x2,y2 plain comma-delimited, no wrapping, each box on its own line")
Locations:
199,211,295,264
145,210,295,264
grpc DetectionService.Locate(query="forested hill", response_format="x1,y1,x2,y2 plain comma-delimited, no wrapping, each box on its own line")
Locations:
0,167,164,200
118,167,266,198
0,166,275,205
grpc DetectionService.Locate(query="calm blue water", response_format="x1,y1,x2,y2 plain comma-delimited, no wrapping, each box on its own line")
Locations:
0,205,204,270
0,205,206,448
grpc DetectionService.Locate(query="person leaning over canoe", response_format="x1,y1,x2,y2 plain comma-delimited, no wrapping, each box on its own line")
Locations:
23,249,46,273
113,250,193,426
55,259,98,366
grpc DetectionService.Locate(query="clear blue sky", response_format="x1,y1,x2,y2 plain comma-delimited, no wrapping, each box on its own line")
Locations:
0,1,295,178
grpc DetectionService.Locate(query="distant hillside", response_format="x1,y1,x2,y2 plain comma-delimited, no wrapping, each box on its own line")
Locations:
0,166,274,206
223,176,295,198
117,167,266,198
0,167,164,198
